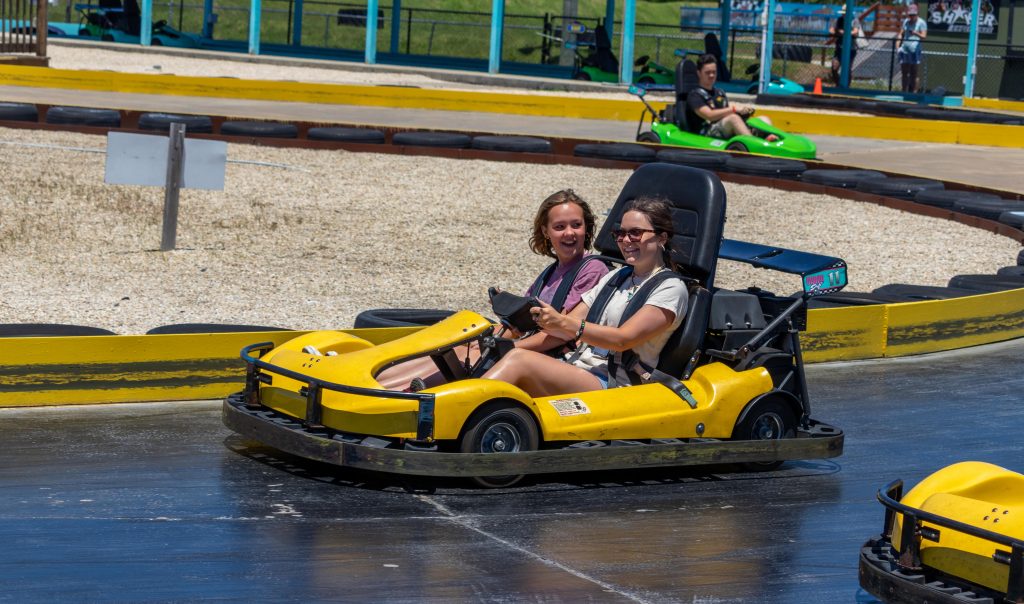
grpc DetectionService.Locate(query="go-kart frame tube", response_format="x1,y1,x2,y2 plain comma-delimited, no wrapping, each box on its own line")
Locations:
859,479,1024,603
226,347,845,479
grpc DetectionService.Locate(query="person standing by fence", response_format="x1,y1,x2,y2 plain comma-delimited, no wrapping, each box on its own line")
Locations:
829,7,861,86
897,3,928,92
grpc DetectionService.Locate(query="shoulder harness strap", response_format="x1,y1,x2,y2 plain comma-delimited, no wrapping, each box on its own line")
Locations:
549,255,607,313
526,261,558,298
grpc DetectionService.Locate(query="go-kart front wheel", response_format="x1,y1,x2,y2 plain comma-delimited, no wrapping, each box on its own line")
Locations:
726,141,748,152
460,402,539,488
732,398,797,471
637,131,661,144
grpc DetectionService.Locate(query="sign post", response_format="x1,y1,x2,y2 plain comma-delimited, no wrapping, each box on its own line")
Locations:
160,123,186,252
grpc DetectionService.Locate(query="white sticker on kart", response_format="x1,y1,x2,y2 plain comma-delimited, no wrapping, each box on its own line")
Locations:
710,140,725,147
550,398,591,417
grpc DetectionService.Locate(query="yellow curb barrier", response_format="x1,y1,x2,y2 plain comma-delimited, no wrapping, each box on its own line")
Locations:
2,289,1022,407
1,65,1022,147
963,97,1024,114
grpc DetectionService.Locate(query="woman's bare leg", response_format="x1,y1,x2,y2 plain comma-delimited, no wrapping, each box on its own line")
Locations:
482,348,602,397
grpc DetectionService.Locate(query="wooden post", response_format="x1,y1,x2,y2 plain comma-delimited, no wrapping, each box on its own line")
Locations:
160,123,186,252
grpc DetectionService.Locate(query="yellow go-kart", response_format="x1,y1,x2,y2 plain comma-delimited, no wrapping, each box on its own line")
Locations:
860,461,1024,603
223,163,846,487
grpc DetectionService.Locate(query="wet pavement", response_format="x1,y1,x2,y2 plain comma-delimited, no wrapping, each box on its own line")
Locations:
3,338,1022,603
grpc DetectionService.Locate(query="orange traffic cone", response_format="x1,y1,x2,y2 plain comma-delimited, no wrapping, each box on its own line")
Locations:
813,77,823,95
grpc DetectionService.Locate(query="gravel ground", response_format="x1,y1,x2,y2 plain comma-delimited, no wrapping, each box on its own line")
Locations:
0,126,1017,334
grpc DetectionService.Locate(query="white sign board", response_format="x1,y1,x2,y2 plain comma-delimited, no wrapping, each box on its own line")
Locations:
105,131,227,191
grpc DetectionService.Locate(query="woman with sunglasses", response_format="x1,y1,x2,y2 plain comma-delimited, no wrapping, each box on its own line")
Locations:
482,197,688,396
377,189,608,391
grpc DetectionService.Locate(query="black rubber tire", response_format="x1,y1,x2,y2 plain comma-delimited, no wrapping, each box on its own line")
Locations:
392,131,472,148
913,189,1000,209
1018,249,1024,266
655,148,728,170
725,156,806,178
906,106,1004,124
801,169,886,189
459,402,539,488
0,101,38,122
146,323,290,334
353,308,456,329
220,121,298,138
0,323,116,337
948,274,1024,292
725,141,748,152
997,266,1024,278
307,127,386,143
856,177,944,200
573,143,657,163
636,131,661,144
138,112,214,134
871,283,976,301
731,398,796,471
953,199,1024,221
45,106,121,127
999,211,1024,229
573,72,591,81
471,135,551,153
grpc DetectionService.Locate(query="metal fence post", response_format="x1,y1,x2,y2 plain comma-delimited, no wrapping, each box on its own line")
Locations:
160,123,186,252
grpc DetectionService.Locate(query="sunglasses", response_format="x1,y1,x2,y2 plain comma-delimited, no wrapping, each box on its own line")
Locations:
612,228,657,242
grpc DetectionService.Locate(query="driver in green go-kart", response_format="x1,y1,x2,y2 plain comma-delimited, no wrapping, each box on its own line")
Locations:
687,54,779,143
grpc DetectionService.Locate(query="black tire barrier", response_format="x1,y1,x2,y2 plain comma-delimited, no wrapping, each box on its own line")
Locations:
999,210,1024,229
572,143,657,163
805,292,903,309
948,274,1024,292
146,323,291,334
45,106,121,127
0,101,38,122
856,177,944,200
353,308,457,329
905,106,1020,125
138,112,214,134
655,148,729,170
952,199,1024,221
871,283,976,301
0,323,116,337
801,169,886,189
997,266,1024,278
392,131,472,148
221,121,299,138
913,189,1001,209
725,156,807,178
1020,249,1024,266
307,127,386,143
471,135,552,153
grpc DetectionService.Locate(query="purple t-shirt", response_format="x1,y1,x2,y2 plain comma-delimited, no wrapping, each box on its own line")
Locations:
529,254,609,313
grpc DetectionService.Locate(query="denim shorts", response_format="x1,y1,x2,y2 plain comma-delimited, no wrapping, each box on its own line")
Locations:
589,368,610,389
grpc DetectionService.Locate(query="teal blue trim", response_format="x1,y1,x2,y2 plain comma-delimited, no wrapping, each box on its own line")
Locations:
390,0,401,54
248,0,261,54
839,0,854,88
365,0,378,64
758,0,775,93
964,0,981,97
605,0,615,40
292,0,303,46
719,0,731,63
488,0,504,74
619,0,636,84
140,0,152,45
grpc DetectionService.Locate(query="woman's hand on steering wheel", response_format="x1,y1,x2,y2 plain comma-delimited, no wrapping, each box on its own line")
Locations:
530,300,575,339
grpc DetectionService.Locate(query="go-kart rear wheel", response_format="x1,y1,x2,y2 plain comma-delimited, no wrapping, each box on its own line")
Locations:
726,142,748,152
573,72,591,81
732,398,796,471
638,76,655,85
460,402,539,488
637,131,661,144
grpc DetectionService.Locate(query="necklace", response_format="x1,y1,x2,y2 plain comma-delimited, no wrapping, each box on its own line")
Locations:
625,266,664,301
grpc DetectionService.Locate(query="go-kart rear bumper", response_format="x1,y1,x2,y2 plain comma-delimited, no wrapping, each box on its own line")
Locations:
222,392,844,479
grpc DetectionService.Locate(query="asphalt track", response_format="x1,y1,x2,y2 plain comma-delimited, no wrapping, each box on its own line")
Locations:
2,338,1022,603
2,74,1023,602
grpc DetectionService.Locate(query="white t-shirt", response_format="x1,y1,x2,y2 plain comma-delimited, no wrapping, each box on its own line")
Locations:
572,266,689,383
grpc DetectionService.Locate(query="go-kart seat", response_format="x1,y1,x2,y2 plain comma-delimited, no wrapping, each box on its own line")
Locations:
583,24,619,74
674,60,703,134
593,163,726,379
703,33,732,83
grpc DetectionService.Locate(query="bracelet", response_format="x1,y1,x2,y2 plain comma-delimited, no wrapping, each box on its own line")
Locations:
574,320,586,341
732,105,737,114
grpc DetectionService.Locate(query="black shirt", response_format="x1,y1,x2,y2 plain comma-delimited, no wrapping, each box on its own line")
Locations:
685,86,728,134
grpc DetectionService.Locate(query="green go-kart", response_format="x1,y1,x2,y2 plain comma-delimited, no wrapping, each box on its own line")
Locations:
629,83,816,159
